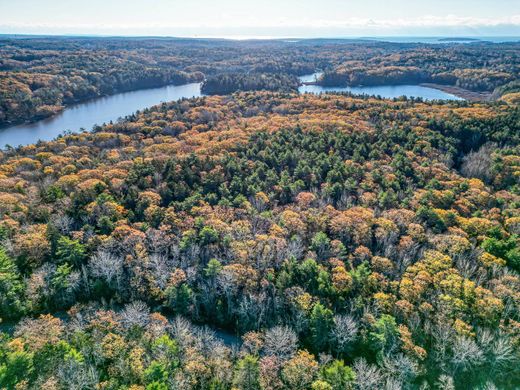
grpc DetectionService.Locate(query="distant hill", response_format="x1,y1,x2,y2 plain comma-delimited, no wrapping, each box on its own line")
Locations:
438,37,483,42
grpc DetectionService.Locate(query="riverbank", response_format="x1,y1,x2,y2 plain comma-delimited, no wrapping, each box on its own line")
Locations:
420,83,492,102
0,82,202,148
0,80,203,131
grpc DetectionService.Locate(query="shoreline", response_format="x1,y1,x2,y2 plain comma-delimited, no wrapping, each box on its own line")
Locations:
0,81,202,132
420,83,492,102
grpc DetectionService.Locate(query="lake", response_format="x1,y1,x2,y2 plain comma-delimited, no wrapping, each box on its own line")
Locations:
0,75,463,148
298,73,465,101
0,82,202,148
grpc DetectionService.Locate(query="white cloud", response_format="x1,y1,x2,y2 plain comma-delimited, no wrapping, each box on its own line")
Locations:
1,14,519,29
1,14,519,37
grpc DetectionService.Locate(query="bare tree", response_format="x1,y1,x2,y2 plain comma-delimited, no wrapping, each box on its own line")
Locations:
332,314,358,353
481,382,498,390
353,358,384,390
170,315,195,350
89,250,124,287
148,253,173,289
491,335,517,371
120,301,150,329
435,375,455,390
58,359,99,390
50,214,74,235
478,329,517,372
237,293,268,331
431,320,456,372
381,353,419,386
384,377,403,390
451,336,484,373
263,325,298,361
460,143,496,182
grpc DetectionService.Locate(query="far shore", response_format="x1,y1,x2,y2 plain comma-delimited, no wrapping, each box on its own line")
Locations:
420,83,492,102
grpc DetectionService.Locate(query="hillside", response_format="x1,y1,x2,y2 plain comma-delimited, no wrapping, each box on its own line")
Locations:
1,37,519,128
0,91,518,389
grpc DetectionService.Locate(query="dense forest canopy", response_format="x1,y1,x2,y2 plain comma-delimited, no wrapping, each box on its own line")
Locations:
0,81,518,389
319,44,520,92
201,73,300,95
1,37,519,127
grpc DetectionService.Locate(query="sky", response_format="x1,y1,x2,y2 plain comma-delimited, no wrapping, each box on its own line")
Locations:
1,0,519,38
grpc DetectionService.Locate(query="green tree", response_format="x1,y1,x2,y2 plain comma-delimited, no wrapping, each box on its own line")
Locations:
0,248,25,319
416,206,446,233
144,361,169,384
312,380,333,390
310,232,331,261
368,314,399,355
55,236,86,266
0,350,34,388
310,303,334,352
146,382,169,390
151,334,179,368
199,226,219,246
233,355,261,390
319,360,356,390
166,283,193,315
205,258,223,278
482,235,519,271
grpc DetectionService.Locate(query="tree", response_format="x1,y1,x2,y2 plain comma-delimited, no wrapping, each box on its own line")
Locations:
368,315,399,355
310,303,334,352
263,326,298,361
310,232,331,261
89,250,124,288
460,144,495,182
319,360,356,390
311,380,333,390
205,258,223,279
451,336,484,373
233,355,261,390
120,301,150,330
353,359,384,390
0,247,25,319
55,236,86,266
165,270,193,316
199,226,219,246
282,350,319,390
0,350,34,388
144,361,169,385
332,315,358,354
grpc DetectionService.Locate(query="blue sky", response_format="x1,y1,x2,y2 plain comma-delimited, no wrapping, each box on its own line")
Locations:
1,0,519,38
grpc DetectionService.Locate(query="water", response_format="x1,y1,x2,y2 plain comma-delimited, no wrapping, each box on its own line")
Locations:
298,73,464,101
1,75,464,148
298,72,323,83
358,36,520,44
0,82,202,148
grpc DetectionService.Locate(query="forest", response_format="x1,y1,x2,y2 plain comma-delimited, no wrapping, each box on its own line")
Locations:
1,37,520,127
318,44,520,92
201,73,299,95
0,81,518,389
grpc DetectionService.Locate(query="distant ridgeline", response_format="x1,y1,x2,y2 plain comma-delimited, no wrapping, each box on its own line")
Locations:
0,36,519,128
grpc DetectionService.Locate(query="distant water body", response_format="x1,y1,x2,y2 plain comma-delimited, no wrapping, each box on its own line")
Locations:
298,73,464,101
360,36,520,44
1,74,464,148
0,83,202,148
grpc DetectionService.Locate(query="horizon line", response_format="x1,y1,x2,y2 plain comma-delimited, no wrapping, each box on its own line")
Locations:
1,33,520,41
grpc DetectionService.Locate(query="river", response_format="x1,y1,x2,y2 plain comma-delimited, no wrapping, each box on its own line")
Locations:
0,82,202,148
0,74,463,148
